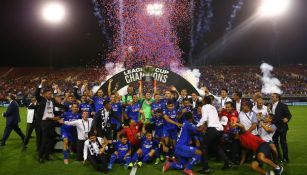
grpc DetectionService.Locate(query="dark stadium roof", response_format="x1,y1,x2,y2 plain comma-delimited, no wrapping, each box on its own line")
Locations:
0,0,306,67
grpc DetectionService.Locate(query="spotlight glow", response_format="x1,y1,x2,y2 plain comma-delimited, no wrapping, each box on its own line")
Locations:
258,0,290,17
147,3,163,16
42,2,66,23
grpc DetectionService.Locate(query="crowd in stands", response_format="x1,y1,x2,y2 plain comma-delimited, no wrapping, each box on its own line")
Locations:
0,65,306,102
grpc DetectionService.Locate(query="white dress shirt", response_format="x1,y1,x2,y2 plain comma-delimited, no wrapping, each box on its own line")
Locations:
211,94,232,109
42,100,54,120
235,99,241,113
197,104,223,131
272,102,279,115
64,118,93,140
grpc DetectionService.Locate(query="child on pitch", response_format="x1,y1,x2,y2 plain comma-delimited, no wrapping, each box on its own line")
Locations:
61,103,81,164
131,132,159,167
150,108,165,164
162,112,204,175
108,134,131,170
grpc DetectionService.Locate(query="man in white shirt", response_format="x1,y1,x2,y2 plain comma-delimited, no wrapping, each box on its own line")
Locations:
83,131,108,173
203,87,232,112
252,98,268,121
59,111,93,161
239,101,258,136
197,96,231,174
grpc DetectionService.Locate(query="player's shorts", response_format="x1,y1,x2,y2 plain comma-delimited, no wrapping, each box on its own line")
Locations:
61,130,75,142
163,128,177,140
175,145,197,158
254,142,272,166
155,128,163,138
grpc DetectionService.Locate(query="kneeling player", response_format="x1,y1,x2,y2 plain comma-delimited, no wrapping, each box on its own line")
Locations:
131,132,159,167
108,134,131,170
232,122,283,175
163,112,203,175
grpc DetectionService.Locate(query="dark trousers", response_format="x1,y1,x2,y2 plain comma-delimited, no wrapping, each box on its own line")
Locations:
201,127,229,170
39,120,56,159
1,122,25,144
23,122,42,151
273,129,288,161
76,140,85,161
88,153,108,172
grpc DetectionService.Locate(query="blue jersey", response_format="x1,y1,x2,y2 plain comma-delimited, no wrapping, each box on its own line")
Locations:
177,121,198,146
92,96,105,112
141,137,159,154
111,102,123,124
79,102,93,116
115,141,130,158
125,102,141,123
178,106,192,122
163,108,178,130
151,115,164,130
61,112,81,131
151,100,162,112
63,101,72,112
161,98,176,109
193,110,201,124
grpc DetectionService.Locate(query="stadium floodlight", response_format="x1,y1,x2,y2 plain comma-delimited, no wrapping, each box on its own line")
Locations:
258,0,290,17
147,3,163,16
42,1,66,24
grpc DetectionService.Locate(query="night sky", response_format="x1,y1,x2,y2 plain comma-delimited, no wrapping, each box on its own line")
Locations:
1,0,306,67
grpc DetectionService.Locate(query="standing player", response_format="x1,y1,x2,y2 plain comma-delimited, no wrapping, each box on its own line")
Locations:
79,95,95,118
61,103,81,164
124,94,143,123
92,89,105,112
162,101,182,160
110,93,123,135
163,112,203,175
152,93,163,113
108,134,131,170
150,109,165,164
177,98,192,123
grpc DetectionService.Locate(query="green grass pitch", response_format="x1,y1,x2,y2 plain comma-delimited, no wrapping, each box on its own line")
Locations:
0,106,307,175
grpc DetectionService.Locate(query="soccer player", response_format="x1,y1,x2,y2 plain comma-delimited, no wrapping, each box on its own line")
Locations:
232,122,284,175
92,89,105,112
163,112,203,175
108,134,131,170
150,109,165,164
161,89,176,109
177,98,192,123
110,93,123,131
131,132,159,167
124,94,143,123
61,103,81,164
162,100,182,160
151,93,163,113
79,95,95,118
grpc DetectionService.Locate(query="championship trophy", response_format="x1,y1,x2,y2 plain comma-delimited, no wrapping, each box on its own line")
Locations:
142,65,155,82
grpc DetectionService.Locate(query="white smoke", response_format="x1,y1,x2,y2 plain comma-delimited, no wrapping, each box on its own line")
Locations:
260,62,282,94
92,62,125,94
170,62,204,96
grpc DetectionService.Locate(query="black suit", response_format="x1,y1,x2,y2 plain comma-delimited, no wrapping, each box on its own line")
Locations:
35,87,64,160
232,99,243,112
91,109,121,140
23,103,41,151
272,102,292,161
1,100,25,145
